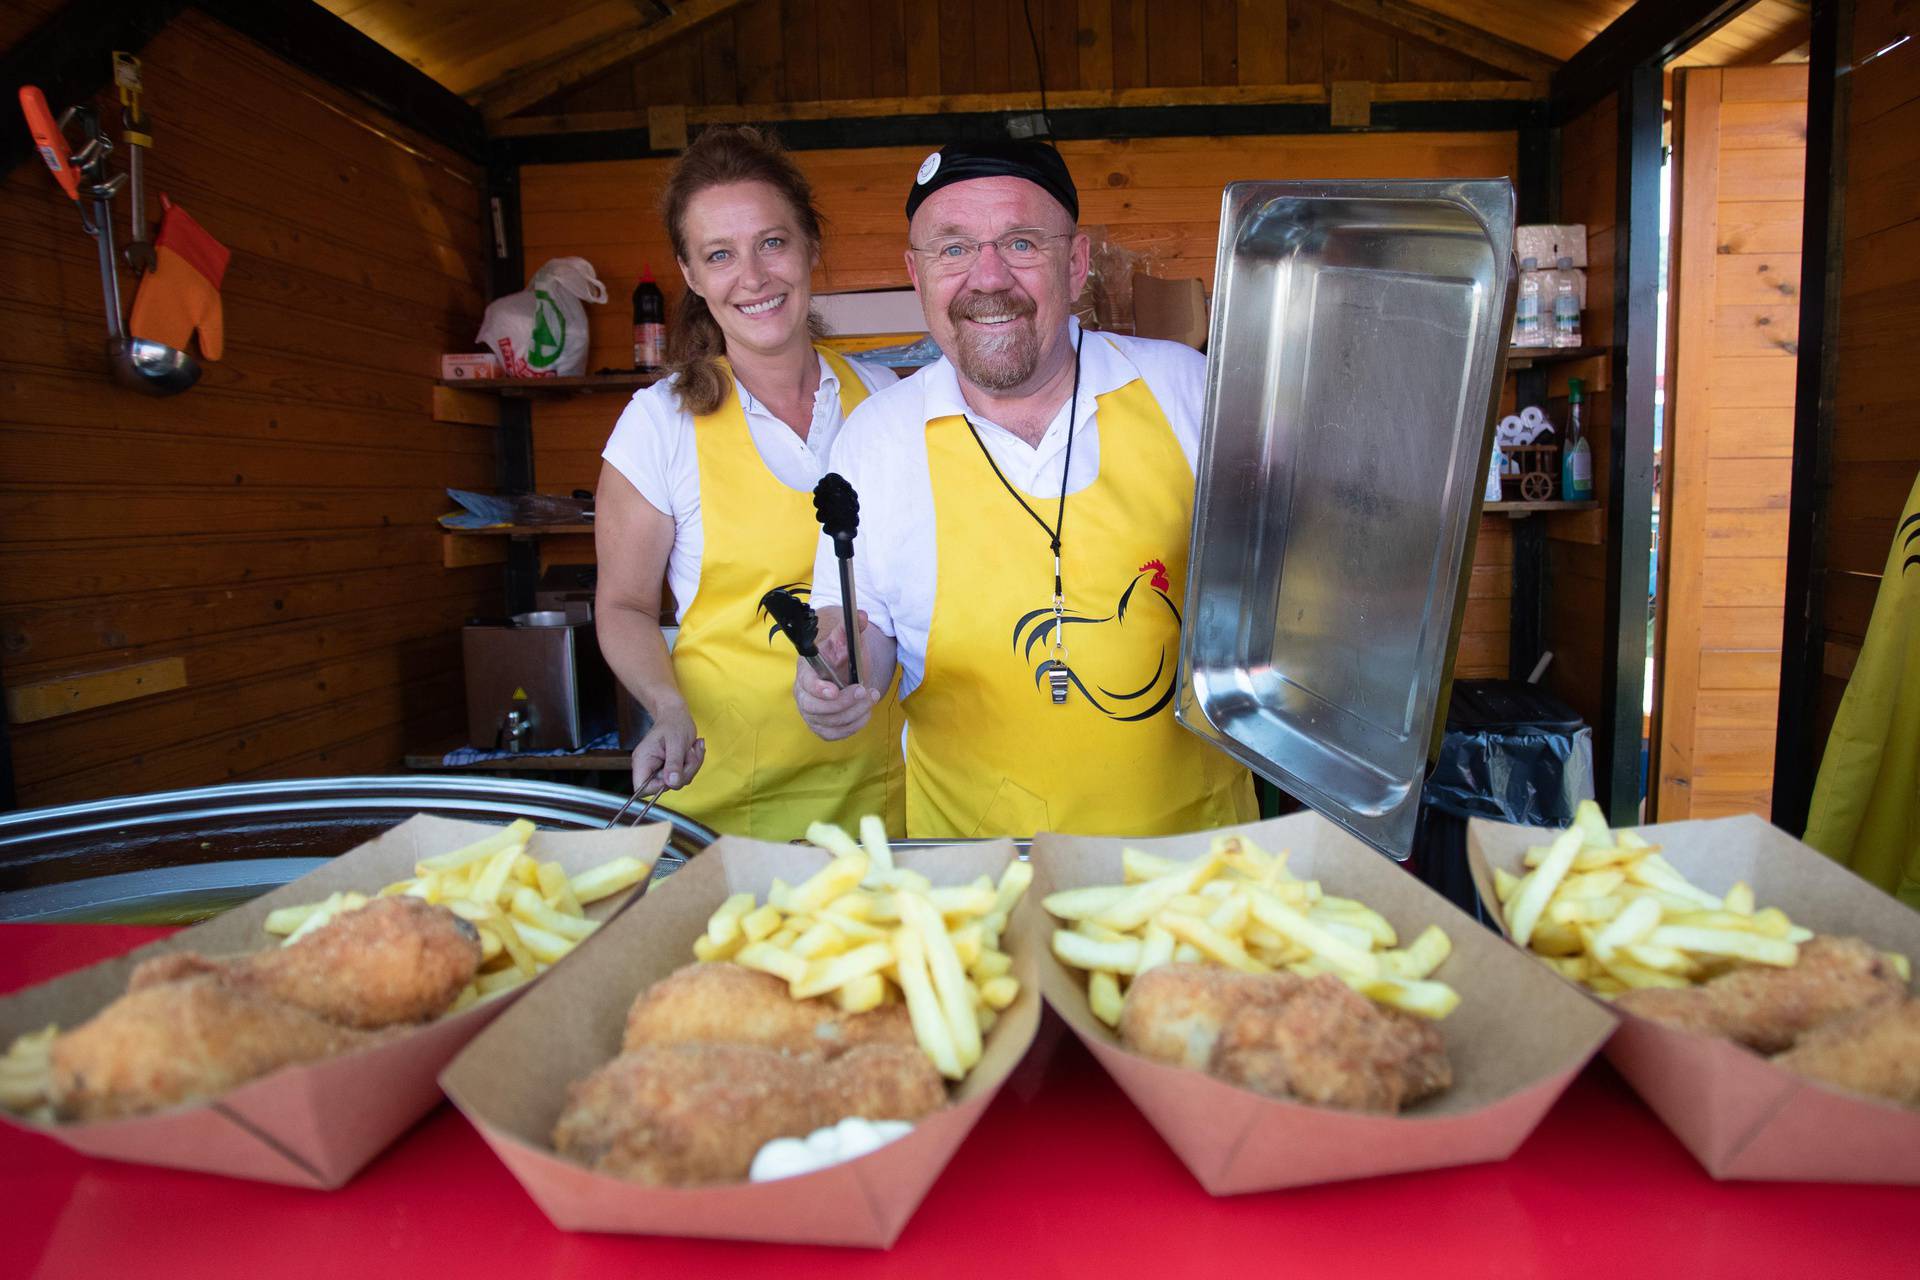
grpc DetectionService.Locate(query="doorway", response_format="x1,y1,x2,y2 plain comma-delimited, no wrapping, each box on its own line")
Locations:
1649,63,1809,821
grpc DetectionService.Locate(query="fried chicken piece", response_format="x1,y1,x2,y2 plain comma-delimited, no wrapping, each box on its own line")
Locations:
1774,998,1920,1108
132,897,483,1029
1613,935,1906,1053
1211,975,1451,1113
49,977,385,1122
1118,964,1451,1114
623,962,917,1059
553,1042,946,1186
1118,964,1305,1071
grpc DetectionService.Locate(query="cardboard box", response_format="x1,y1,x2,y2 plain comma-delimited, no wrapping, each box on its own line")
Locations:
1516,223,1587,268
440,353,501,380
1467,813,1920,1183
1032,812,1615,1194
812,288,928,337
441,835,1040,1248
0,815,669,1188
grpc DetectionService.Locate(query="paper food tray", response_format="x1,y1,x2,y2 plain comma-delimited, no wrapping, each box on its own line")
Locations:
0,814,668,1188
1034,811,1614,1195
440,835,1040,1248
1468,813,1920,1183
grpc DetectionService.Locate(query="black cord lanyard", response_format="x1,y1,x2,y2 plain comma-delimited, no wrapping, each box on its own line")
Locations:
964,327,1084,702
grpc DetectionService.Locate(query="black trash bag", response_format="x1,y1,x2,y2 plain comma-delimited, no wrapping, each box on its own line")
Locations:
1412,680,1596,923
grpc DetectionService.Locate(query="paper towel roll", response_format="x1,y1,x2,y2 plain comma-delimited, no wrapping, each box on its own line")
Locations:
1520,405,1547,426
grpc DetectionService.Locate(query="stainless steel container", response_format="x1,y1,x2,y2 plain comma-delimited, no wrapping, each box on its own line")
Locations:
0,776,715,923
1179,179,1516,861
463,613,615,751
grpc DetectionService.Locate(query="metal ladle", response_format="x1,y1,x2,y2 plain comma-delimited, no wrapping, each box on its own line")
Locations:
22,93,199,396
78,129,199,396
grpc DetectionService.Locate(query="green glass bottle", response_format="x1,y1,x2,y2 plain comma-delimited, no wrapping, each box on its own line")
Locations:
1562,378,1594,501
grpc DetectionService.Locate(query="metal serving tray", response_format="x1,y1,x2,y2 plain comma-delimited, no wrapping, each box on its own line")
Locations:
1178,180,1515,860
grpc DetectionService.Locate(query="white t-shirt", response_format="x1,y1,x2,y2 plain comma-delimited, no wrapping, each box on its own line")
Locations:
810,322,1207,699
600,352,895,618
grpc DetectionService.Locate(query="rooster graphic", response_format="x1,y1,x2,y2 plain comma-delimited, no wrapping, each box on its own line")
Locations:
1010,559,1181,721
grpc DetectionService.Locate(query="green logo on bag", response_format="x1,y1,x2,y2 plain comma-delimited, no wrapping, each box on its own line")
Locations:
529,287,566,369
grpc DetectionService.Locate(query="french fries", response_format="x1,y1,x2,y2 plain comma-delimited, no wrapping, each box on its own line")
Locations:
1487,799,1907,997
695,820,1032,1081
1045,833,1461,1025
0,1024,56,1121
265,819,649,1012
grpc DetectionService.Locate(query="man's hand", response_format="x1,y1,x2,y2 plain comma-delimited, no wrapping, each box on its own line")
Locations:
630,702,705,791
795,608,879,740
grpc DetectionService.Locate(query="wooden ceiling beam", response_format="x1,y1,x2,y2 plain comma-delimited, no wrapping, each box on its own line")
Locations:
1319,0,1562,82
490,79,1546,137
476,0,752,121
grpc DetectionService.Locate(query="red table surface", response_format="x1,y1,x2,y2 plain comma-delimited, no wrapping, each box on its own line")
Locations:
3,924,1916,1279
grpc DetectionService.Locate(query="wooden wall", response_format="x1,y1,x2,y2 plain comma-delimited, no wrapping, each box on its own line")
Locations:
518,128,1519,677
1814,0,1920,759
1654,64,1805,822
529,0,1529,117
0,8,494,806
1539,93,1617,731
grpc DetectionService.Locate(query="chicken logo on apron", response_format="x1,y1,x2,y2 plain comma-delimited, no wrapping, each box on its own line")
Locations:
1010,557,1180,720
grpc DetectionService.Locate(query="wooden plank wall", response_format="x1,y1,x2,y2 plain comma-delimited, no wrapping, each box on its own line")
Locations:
533,0,1526,115
1540,93,1617,731
1654,64,1805,822
0,9,495,807
518,128,1519,677
1814,0,1920,761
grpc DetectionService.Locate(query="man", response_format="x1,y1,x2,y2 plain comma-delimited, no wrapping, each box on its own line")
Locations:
795,139,1254,839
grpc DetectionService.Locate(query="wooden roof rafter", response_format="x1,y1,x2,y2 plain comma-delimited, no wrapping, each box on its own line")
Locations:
475,0,753,122
1322,0,1563,81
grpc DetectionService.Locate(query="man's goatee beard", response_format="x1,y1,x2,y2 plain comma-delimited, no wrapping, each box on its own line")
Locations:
950,290,1038,391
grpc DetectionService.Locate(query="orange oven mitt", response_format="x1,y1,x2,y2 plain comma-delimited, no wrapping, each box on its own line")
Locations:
129,197,230,360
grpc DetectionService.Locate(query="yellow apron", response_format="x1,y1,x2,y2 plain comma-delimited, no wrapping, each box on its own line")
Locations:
666,346,905,840
906,374,1256,838
1805,467,1920,908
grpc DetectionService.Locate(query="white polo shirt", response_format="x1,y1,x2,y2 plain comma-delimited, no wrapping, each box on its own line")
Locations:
600,352,895,618
810,322,1207,699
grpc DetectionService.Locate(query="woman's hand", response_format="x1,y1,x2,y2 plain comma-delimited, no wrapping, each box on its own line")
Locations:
631,702,705,792
795,608,878,740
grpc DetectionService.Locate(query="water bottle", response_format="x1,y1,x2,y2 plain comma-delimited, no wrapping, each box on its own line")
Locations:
632,266,666,372
1514,257,1541,347
1552,256,1582,348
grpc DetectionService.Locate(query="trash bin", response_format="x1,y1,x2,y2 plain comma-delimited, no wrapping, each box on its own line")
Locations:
1412,680,1596,922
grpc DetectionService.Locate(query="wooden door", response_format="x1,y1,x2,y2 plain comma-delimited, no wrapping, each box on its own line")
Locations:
1652,64,1807,821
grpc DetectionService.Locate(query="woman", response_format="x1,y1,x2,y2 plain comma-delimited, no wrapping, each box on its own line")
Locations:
595,126,904,840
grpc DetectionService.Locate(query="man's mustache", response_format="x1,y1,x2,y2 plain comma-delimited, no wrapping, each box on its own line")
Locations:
949,290,1037,324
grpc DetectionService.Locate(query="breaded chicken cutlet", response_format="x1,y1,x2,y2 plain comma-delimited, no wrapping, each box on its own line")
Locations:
1773,998,1920,1109
553,1041,946,1186
1118,964,1451,1114
623,961,917,1058
1612,935,1906,1053
46,898,481,1121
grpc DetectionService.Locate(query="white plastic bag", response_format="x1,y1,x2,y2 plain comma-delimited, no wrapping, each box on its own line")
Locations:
476,257,606,377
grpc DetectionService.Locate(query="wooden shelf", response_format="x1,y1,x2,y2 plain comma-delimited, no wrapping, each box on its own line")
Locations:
1485,499,1601,517
441,523,594,536
404,737,628,772
1505,345,1607,370
436,372,662,397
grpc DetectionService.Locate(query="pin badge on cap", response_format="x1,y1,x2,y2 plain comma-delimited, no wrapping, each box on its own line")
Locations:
916,152,941,184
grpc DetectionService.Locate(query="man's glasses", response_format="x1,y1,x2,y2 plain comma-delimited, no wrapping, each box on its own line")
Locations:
907,230,1071,274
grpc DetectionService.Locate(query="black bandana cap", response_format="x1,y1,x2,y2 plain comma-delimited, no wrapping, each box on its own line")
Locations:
904,139,1080,224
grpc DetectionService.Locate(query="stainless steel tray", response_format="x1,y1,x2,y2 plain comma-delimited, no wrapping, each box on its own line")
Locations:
1178,180,1515,860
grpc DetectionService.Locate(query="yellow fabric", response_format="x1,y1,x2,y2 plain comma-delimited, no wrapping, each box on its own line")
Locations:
128,243,223,360
667,346,905,840
906,375,1256,839
1804,467,1920,909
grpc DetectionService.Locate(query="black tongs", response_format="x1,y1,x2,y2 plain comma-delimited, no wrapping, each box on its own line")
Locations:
761,588,846,689
812,473,861,687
